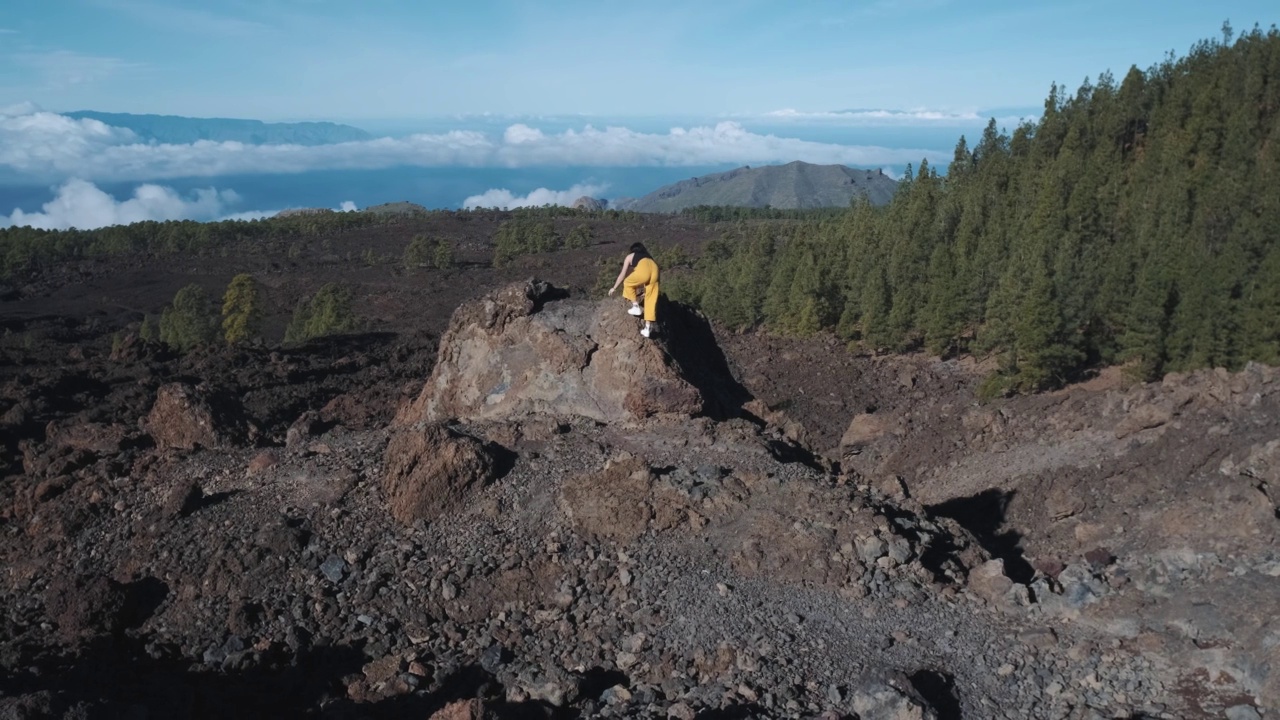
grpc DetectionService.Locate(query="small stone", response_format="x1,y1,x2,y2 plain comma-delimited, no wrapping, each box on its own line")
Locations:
623,633,647,653
480,643,505,673
716,582,730,597
246,450,280,475
442,581,458,601
619,568,633,586
856,536,887,564
997,664,1015,677
319,555,346,583
667,702,696,720
1225,706,1262,720
601,684,632,705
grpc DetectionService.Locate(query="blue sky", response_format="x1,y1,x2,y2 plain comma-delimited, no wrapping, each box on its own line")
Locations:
2,0,1277,120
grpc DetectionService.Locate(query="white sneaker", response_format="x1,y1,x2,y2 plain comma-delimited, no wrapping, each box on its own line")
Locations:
627,305,643,317
640,326,651,338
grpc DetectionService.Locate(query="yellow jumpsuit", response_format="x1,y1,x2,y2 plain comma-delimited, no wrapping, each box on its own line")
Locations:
623,257,660,323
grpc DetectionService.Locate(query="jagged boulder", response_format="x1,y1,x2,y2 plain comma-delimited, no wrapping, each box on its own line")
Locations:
146,383,245,451
396,280,712,424
382,422,499,525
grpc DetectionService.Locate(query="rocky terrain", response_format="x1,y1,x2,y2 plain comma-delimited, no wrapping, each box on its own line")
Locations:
1,220,1277,718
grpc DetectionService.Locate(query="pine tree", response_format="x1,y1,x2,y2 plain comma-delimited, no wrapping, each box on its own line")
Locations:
1013,260,1081,390
922,242,964,355
284,283,358,344
860,268,893,350
221,273,262,346
1243,245,1280,365
432,239,454,269
404,234,434,270
160,284,218,353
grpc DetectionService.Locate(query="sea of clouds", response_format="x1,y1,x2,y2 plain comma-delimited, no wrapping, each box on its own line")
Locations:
0,103,956,230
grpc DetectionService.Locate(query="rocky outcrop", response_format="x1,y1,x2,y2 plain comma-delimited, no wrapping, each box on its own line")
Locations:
571,196,606,211
397,280,733,425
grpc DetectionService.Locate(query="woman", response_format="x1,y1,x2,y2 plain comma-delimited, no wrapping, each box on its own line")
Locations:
608,242,660,337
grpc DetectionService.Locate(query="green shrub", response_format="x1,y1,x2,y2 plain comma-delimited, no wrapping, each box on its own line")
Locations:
139,314,159,342
159,284,218,352
432,239,454,269
593,257,619,296
403,234,434,269
564,224,593,250
493,219,559,267
651,243,691,269
977,372,1016,402
284,283,358,344
404,234,454,270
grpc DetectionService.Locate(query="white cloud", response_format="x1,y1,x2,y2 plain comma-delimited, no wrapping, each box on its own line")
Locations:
0,106,945,184
1,182,361,228
1,179,244,230
759,107,1039,128
0,102,42,116
0,28,17,34
462,182,609,210
217,209,276,222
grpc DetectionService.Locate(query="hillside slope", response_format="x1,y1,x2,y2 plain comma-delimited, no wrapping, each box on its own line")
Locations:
620,161,897,212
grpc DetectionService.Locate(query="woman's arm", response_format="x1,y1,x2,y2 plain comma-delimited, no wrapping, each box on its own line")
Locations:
608,253,635,294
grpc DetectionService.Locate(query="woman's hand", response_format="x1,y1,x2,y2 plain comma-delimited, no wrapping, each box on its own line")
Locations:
607,287,616,296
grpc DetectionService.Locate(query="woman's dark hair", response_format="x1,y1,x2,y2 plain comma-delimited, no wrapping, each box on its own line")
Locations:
629,242,651,260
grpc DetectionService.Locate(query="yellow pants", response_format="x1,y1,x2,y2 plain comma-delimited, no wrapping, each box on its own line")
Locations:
622,257,660,322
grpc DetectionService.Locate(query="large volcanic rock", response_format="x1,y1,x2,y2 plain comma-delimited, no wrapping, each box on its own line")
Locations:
397,280,739,424
382,422,500,525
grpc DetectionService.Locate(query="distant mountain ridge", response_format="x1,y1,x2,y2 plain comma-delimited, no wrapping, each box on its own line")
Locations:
616,161,898,213
65,111,372,146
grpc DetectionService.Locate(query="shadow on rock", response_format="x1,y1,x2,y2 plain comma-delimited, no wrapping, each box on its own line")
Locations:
926,489,1035,584
651,296,752,421
908,669,961,720
0,638,367,720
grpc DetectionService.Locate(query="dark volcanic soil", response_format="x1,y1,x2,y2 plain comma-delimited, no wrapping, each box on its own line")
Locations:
1,212,1276,719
